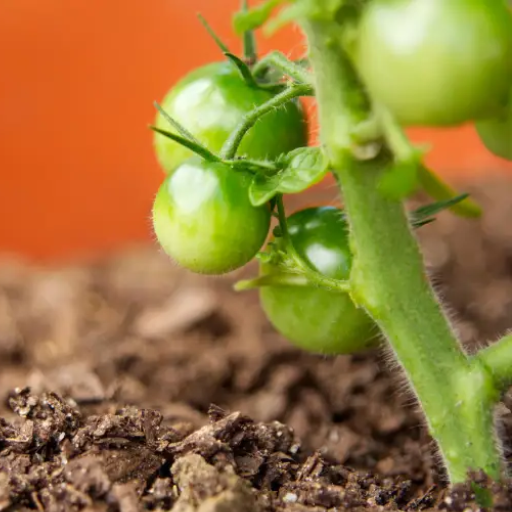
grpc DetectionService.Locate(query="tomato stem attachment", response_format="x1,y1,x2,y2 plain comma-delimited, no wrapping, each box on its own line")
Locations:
220,83,313,160
274,195,351,294
301,15,503,484
252,51,313,84
369,101,482,217
224,52,261,88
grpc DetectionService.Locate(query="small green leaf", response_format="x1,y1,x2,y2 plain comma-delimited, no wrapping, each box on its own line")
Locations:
249,147,328,206
149,126,220,162
154,102,200,144
197,13,231,54
233,0,284,34
412,218,436,228
418,166,482,218
224,52,259,88
410,193,470,228
413,194,469,220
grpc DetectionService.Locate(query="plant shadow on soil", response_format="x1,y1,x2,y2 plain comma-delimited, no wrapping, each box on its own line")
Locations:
1,177,512,511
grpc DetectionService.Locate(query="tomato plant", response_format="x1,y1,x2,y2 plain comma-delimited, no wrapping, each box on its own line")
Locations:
154,61,308,173
148,1,512,488
355,0,512,126
259,207,377,355
475,91,512,161
152,157,270,275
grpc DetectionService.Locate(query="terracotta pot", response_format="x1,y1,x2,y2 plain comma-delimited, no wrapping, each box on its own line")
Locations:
0,0,510,261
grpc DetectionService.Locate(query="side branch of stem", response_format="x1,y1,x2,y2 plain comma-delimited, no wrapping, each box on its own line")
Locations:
220,84,313,159
475,335,512,392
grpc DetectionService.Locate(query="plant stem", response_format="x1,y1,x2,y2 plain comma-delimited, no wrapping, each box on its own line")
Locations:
234,273,308,291
301,18,502,483
240,0,258,63
252,51,313,84
476,335,512,391
220,83,313,159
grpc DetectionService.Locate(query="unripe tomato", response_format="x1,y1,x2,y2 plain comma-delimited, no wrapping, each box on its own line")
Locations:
153,158,271,275
154,62,308,173
355,0,512,126
475,92,512,161
259,207,378,355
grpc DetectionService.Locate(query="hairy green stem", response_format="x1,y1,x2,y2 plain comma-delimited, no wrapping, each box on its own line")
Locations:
476,335,512,391
252,50,313,84
235,273,309,291
240,0,258,63
220,83,313,159
301,18,502,483
376,103,419,162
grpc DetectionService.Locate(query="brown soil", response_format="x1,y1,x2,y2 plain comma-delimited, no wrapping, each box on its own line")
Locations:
1,177,512,511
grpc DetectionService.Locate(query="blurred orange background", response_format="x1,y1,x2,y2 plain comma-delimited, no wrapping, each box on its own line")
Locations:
1,0,511,263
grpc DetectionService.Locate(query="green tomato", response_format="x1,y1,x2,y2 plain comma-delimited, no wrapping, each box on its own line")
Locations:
152,158,270,275
355,0,512,126
154,61,308,173
475,91,512,161
259,207,378,355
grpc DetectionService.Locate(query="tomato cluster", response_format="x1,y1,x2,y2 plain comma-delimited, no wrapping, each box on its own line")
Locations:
152,57,309,277
151,2,511,358
150,53,374,354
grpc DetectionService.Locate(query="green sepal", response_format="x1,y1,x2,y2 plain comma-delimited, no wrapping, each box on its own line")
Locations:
154,102,200,144
225,52,285,92
197,13,231,54
233,0,284,34
224,52,259,88
149,126,220,163
410,193,471,228
418,166,482,218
